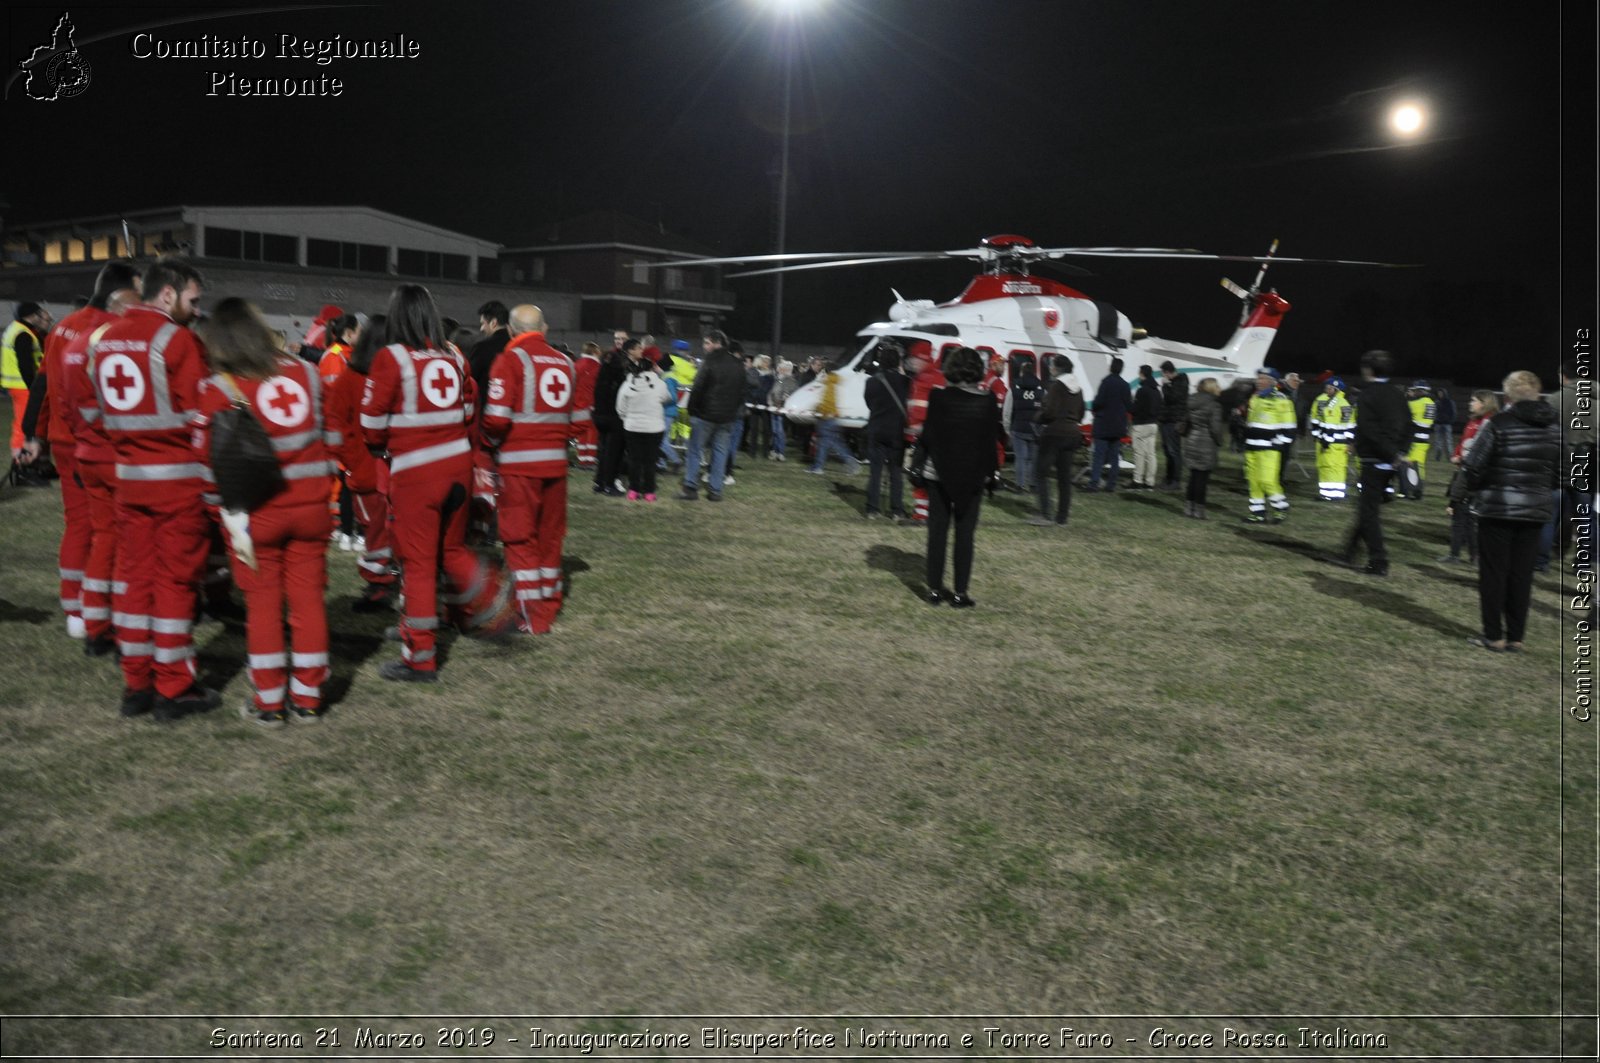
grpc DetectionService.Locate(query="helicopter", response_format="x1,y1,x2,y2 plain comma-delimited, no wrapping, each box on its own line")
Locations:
662,234,1405,430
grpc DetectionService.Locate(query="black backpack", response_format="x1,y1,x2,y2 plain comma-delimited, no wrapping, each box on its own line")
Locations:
209,374,285,511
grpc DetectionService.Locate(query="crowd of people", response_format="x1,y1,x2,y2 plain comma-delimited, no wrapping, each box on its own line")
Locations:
4,260,1582,727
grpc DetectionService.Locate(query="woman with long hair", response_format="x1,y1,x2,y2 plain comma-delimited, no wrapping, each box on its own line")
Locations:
1182,377,1226,518
919,346,1005,608
1441,389,1500,563
361,284,511,681
195,297,335,726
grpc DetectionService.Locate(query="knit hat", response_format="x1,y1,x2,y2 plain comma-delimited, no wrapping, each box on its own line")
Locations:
671,338,691,351
1409,379,1431,391
1255,366,1281,381
15,302,41,320
1327,376,1345,390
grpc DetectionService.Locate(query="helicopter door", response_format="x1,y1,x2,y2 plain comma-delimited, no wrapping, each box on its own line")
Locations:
1009,350,1037,380
937,342,962,368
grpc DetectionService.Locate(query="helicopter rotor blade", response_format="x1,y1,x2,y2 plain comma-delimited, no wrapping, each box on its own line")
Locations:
1221,277,1251,300
729,255,957,279
642,250,929,269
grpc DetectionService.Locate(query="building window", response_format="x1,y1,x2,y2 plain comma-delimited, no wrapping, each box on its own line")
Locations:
207,226,300,265
631,308,649,332
397,248,470,280
632,260,649,284
529,257,546,283
66,239,86,263
308,237,387,272
44,241,63,265
91,236,112,261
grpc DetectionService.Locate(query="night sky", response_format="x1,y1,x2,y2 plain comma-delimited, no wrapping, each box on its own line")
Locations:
4,0,1592,382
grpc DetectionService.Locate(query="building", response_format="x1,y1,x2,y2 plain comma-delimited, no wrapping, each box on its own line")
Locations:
496,211,735,338
0,205,580,337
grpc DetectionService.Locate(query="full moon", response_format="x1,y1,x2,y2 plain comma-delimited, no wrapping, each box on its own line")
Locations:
1389,101,1427,137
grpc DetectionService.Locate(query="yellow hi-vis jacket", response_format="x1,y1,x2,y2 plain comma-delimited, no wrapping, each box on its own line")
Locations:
1313,391,1354,446
1,320,43,390
1408,395,1436,447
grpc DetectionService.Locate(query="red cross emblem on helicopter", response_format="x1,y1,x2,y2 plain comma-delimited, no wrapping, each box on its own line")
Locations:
1043,308,1061,330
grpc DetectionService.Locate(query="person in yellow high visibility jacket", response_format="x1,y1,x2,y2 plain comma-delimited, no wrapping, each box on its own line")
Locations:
1405,380,1437,498
1311,377,1355,501
3,302,53,454
1242,367,1296,523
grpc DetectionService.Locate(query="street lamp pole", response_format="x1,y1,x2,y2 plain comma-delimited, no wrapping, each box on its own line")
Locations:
770,45,793,368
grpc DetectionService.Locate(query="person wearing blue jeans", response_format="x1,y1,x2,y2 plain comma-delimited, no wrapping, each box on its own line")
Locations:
681,416,736,499
810,417,859,474
1087,357,1132,492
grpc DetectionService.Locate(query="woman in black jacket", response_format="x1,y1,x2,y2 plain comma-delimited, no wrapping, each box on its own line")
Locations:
1461,370,1561,651
920,347,1005,608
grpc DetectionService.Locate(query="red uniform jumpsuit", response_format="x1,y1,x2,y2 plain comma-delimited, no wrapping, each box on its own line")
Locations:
480,332,574,633
361,341,506,672
39,306,106,629
571,350,600,468
63,314,121,643
194,359,334,713
89,305,211,699
325,366,394,592
905,349,946,524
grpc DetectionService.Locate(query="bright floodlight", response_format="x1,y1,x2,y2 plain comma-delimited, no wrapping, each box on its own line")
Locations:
1389,101,1427,137
759,0,826,15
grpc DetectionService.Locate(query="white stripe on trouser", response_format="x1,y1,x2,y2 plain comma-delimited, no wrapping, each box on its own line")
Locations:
1319,481,1346,499
401,646,435,664
289,678,320,697
119,641,154,657
1269,495,1288,511
82,606,111,620
292,652,328,667
112,581,128,594
405,615,439,631
61,597,82,612
249,652,288,669
1249,497,1266,514
114,612,152,630
151,617,192,635
256,685,286,705
83,578,111,593
59,568,84,581
153,645,193,664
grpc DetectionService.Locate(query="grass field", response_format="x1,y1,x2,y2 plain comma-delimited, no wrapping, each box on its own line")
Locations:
1,436,1593,1059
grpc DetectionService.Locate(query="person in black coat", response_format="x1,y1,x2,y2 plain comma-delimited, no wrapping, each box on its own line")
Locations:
1157,360,1189,489
1088,357,1132,491
1336,349,1413,576
863,344,910,520
592,343,629,496
1461,370,1561,651
919,347,1005,608
1029,354,1085,526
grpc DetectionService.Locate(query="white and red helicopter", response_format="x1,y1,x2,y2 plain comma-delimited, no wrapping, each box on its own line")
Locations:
670,234,1404,428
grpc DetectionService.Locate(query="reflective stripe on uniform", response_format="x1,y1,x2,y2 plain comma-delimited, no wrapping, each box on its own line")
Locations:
292,651,329,667
249,653,288,669
114,612,151,630
497,448,567,465
116,461,207,481
150,617,191,635
389,437,470,473
283,460,335,480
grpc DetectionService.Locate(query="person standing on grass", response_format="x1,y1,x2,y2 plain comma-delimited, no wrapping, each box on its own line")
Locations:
1181,377,1226,519
1128,363,1161,490
1007,358,1045,493
571,341,602,470
767,359,797,461
1028,354,1084,528
862,344,909,521
1241,367,1295,524
1461,370,1560,652
194,299,334,727
808,364,860,476
615,341,671,501
1333,349,1413,578
481,305,576,634
1157,359,1189,490
1403,380,1437,498
363,283,513,681
591,342,629,497
1087,357,1130,492
678,330,744,502
920,347,1004,609
1440,389,1499,564
324,314,397,613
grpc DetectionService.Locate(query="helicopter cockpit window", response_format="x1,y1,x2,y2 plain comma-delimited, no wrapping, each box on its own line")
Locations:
1009,351,1038,378
937,342,962,367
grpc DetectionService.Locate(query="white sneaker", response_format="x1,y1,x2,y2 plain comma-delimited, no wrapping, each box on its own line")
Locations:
352,535,367,552
724,475,736,486
66,614,86,639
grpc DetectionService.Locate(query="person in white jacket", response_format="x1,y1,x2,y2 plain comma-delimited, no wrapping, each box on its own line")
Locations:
616,350,672,500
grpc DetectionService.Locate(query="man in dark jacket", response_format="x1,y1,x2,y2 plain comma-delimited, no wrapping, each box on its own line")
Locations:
1008,360,1045,492
679,330,746,501
1462,370,1560,650
863,345,910,520
1087,357,1132,492
1336,349,1413,576
1157,360,1189,489
1029,355,1087,525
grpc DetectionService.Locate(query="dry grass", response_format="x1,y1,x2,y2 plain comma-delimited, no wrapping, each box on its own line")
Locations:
0,433,1591,1058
